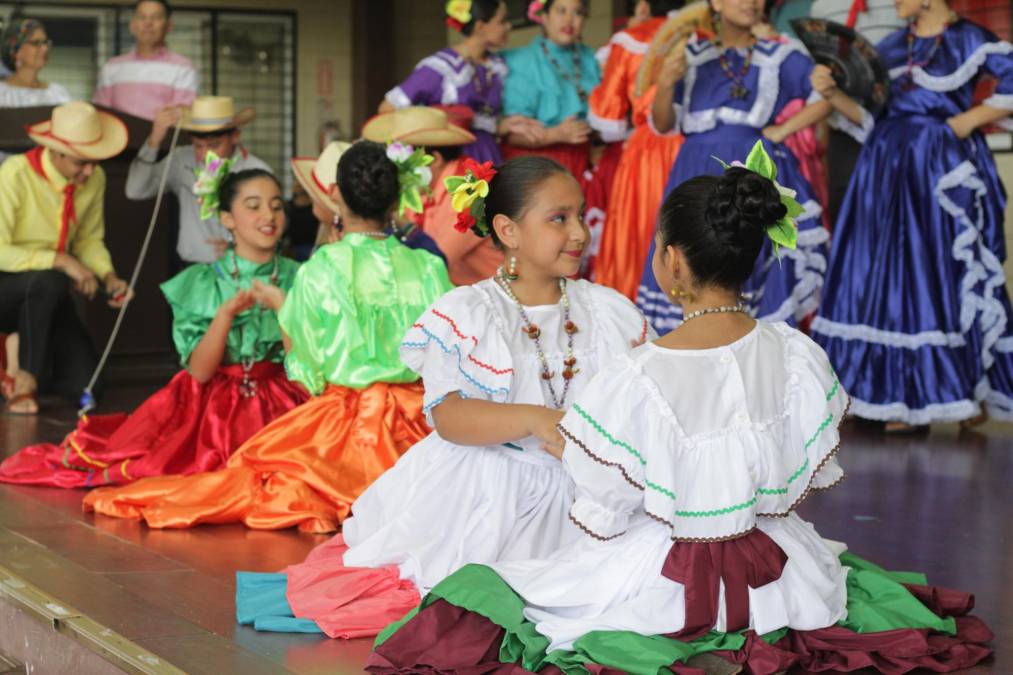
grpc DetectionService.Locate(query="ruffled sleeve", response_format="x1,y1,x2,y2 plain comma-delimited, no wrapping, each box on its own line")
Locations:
400,285,514,422
777,44,816,109
980,30,1013,122
589,35,634,142
757,324,848,516
559,356,659,541
160,263,216,366
386,56,443,108
582,281,655,353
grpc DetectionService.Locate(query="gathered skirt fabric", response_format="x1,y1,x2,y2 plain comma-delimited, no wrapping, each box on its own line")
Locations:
82,382,428,533
0,362,307,489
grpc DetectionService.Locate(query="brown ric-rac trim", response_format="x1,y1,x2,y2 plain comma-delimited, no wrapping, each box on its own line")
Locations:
559,424,644,491
569,512,625,542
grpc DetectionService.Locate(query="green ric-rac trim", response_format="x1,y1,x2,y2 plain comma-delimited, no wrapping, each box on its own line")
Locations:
573,403,677,501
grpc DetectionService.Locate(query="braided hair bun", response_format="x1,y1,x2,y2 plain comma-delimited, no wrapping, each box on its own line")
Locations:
336,140,399,222
657,167,787,290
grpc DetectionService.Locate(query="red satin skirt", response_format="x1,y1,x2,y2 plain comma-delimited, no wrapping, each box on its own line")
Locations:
501,142,590,179
83,382,429,533
0,363,307,489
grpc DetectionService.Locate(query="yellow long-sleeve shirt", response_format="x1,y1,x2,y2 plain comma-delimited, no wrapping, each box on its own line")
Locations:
0,148,114,279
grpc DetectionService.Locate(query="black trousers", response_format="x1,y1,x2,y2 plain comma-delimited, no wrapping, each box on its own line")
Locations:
0,270,101,402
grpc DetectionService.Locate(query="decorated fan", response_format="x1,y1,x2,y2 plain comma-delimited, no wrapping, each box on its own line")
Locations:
635,1,714,98
790,18,890,116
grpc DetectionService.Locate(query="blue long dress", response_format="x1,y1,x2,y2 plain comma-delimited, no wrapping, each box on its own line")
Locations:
812,19,1013,425
636,37,829,333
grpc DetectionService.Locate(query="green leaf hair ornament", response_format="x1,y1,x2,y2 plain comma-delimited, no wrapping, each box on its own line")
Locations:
713,140,801,258
386,141,435,217
192,151,235,221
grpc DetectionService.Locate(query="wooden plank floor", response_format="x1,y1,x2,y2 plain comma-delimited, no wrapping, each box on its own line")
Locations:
0,377,1007,674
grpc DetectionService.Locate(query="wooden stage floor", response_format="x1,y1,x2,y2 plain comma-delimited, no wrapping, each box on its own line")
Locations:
0,376,1007,674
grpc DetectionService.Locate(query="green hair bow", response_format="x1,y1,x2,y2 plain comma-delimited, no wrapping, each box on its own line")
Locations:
715,140,803,258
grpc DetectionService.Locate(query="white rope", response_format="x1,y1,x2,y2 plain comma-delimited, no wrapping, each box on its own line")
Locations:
78,120,183,416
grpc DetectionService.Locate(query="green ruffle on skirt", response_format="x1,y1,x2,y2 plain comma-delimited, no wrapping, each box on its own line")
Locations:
375,552,959,675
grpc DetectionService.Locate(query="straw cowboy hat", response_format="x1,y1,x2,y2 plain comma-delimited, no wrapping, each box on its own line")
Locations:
362,106,475,147
26,101,128,161
181,95,256,133
291,141,352,214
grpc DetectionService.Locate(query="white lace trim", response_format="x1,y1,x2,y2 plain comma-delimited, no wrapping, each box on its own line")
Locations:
829,108,875,144
984,92,1013,111
935,160,1008,371
849,378,1013,424
887,40,1013,92
810,317,967,349
681,39,806,134
385,86,412,109
588,111,628,142
596,44,612,67
609,30,650,56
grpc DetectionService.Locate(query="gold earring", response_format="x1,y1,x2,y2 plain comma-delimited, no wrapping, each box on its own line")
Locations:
669,284,695,302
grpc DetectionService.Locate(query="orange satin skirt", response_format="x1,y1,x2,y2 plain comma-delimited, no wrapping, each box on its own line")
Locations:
82,382,428,534
594,126,683,301
501,142,590,179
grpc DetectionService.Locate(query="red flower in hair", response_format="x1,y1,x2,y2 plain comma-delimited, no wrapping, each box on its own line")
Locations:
454,211,477,233
462,158,496,183
446,17,464,31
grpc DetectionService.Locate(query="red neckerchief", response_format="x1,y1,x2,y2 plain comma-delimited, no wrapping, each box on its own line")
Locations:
847,0,868,29
26,146,76,253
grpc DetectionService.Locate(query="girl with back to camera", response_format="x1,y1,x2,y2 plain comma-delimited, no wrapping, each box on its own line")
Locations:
233,156,653,640
369,144,993,674
83,141,452,532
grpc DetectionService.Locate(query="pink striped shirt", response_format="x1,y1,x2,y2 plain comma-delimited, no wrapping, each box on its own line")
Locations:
93,47,198,121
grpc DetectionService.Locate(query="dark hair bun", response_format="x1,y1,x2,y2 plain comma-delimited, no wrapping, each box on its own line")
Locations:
336,140,399,222
705,167,787,248
656,167,788,291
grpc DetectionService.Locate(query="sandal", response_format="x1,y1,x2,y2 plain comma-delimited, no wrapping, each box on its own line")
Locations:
5,391,38,416
884,421,930,435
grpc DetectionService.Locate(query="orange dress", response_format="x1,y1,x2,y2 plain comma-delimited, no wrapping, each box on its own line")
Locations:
589,17,685,301
83,237,454,534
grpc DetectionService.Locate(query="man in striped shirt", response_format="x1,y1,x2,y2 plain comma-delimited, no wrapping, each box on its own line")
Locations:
92,0,197,121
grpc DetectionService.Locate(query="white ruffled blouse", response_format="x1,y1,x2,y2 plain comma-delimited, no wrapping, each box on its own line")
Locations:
559,321,848,543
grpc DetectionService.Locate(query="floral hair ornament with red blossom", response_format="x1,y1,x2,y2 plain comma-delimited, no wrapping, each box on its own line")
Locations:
527,0,547,24
445,158,498,237
713,140,801,258
446,0,472,32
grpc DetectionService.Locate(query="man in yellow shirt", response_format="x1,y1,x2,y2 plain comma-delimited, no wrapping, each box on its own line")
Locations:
0,102,131,415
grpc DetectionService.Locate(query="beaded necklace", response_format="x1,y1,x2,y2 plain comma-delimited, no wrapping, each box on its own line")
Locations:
716,40,756,101
495,269,579,409
682,304,747,323
902,12,958,92
230,250,280,398
539,37,588,105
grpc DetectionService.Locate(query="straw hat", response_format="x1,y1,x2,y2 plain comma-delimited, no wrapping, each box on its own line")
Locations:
361,106,475,147
181,95,256,133
291,141,352,214
26,101,129,161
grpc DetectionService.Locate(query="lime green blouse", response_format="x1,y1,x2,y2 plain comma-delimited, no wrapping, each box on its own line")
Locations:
161,251,300,367
278,234,453,395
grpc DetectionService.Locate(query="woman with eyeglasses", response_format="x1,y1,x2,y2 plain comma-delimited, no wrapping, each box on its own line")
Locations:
0,18,71,108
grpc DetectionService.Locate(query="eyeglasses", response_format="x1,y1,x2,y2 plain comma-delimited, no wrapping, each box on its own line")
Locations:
23,39,53,48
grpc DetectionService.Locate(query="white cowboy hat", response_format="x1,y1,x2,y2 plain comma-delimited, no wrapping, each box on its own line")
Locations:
26,101,128,161
181,95,256,133
362,106,475,147
291,141,353,214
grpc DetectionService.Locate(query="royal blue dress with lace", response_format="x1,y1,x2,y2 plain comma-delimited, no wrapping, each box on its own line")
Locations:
635,36,829,333
811,19,1013,425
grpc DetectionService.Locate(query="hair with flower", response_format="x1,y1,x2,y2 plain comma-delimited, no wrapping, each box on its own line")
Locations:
445,158,498,237
527,0,547,24
713,140,801,257
445,0,473,31
192,150,235,220
385,141,435,216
